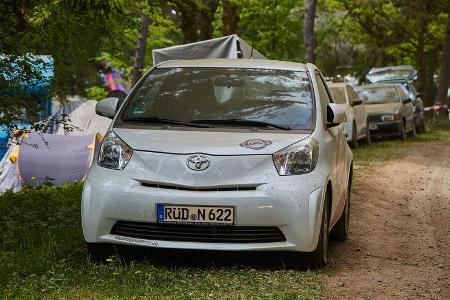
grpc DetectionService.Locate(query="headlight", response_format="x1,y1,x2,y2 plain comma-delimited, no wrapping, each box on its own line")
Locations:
381,114,400,121
272,138,319,176
98,131,133,170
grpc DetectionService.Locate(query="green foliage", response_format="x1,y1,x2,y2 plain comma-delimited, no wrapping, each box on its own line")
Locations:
85,86,108,101
237,0,305,61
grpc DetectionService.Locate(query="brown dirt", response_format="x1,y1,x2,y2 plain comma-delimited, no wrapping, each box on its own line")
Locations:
325,139,450,299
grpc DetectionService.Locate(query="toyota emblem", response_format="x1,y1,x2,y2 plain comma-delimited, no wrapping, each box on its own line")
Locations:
186,155,211,171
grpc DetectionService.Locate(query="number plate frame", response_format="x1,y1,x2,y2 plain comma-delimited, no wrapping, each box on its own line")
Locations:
156,204,235,225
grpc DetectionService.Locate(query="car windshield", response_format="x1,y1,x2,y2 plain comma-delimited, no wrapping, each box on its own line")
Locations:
329,87,347,104
356,87,399,104
121,67,314,130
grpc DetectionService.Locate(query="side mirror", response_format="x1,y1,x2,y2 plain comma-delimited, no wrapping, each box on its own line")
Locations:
96,97,119,119
403,98,412,104
352,100,363,106
327,103,347,128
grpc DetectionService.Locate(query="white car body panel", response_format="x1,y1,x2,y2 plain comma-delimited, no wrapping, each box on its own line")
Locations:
82,60,353,253
329,83,369,142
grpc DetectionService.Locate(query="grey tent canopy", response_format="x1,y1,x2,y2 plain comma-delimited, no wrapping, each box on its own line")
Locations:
152,34,266,65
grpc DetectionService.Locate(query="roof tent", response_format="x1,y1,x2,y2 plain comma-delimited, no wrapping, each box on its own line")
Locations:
152,34,266,65
366,65,417,83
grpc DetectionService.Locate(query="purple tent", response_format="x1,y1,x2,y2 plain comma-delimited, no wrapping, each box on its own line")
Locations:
18,133,101,186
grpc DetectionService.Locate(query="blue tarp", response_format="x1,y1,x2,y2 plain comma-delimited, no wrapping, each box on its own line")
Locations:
0,55,53,159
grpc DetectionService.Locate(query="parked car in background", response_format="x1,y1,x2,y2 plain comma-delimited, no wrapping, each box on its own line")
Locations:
355,83,415,141
366,65,426,132
329,83,370,148
83,59,353,268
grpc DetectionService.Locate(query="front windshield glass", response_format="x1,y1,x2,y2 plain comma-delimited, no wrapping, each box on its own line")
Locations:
356,87,399,104
121,68,314,130
329,87,347,104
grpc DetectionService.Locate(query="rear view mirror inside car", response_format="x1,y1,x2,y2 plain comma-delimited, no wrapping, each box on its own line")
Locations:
214,77,245,87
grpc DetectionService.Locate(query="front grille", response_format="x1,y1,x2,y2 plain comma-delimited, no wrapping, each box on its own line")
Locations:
111,221,286,244
369,115,381,122
140,182,257,192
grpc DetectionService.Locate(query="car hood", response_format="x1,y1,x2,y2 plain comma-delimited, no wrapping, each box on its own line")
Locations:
113,128,311,155
365,103,401,115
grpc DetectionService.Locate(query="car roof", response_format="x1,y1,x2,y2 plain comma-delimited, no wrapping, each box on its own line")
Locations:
355,83,401,90
156,59,310,72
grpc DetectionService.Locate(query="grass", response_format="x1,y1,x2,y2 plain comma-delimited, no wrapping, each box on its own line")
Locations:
352,118,450,166
1,119,449,299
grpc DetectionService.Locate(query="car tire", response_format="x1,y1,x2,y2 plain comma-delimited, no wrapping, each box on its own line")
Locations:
410,120,417,137
308,191,330,268
350,123,358,148
331,179,351,242
364,121,371,145
400,122,407,141
420,117,426,133
87,243,115,263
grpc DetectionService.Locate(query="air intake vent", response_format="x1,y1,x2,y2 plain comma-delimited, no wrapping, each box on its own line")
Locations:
141,183,257,192
111,221,286,244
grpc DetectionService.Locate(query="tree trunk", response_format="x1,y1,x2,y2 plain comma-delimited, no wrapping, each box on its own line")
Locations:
132,14,150,86
176,2,198,43
415,28,431,105
304,0,318,63
437,13,450,105
198,0,220,41
222,0,239,36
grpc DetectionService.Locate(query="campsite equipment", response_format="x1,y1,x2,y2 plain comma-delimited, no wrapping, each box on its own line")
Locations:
18,133,102,186
0,132,101,191
47,99,111,136
152,34,266,65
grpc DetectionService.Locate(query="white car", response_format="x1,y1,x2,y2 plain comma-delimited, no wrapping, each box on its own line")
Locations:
82,59,353,267
329,83,370,147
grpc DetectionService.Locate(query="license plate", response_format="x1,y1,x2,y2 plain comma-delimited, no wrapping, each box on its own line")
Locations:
369,123,378,130
156,204,234,225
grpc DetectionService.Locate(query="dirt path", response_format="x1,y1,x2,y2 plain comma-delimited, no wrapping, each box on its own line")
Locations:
325,139,450,299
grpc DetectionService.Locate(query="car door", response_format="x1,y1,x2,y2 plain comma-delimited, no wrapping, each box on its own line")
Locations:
346,85,366,138
315,73,347,222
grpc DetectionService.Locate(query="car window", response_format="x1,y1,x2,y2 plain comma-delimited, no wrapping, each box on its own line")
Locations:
329,87,347,104
121,67,315,130
315,73,332,123
356,87,399,104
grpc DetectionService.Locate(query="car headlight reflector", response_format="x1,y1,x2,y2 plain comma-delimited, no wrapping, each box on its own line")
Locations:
273,138,319,176
98,131,133,170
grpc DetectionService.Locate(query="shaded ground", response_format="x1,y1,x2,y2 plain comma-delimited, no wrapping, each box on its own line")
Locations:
325,138,450,299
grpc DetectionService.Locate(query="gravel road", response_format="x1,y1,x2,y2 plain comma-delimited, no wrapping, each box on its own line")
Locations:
325,139,450,299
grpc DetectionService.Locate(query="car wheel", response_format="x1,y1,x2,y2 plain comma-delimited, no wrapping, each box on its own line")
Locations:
331,179,351,242
400,122,407,141
350,123,358,148
364,121,371,145
87,243,115,263
308,191,330,268
410,120,417,137
420,117,427,132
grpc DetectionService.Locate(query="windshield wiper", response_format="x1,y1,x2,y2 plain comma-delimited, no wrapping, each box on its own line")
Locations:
191,118,291,130
123,116,211,128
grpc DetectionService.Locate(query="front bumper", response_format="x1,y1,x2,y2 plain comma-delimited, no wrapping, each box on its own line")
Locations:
369,120,402,137
82,152,328,253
